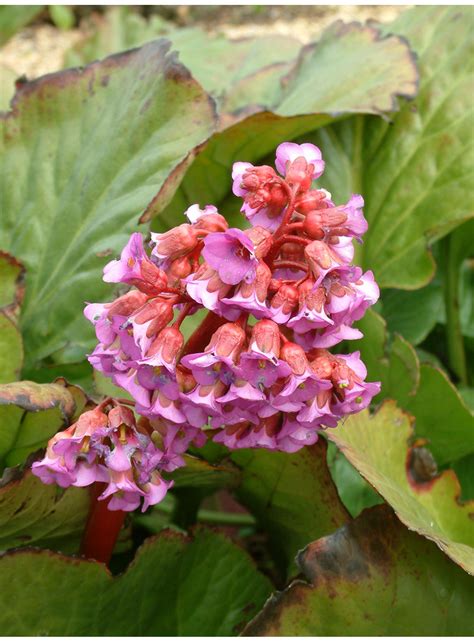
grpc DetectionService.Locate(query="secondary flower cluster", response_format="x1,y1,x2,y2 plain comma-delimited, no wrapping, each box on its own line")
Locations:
32,402,203,511
33,141,380,511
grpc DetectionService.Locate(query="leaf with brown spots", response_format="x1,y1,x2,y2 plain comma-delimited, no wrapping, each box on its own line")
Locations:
0,527,271,635
245,505,474,635
327,402,474,573
232,439,349,579
0,380,76,469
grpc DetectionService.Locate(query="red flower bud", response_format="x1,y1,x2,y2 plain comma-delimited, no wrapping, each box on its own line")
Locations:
194,213,229,233
206,322,247,362
310,350,333,379
285,156,313,191
242,260,272,302
152,224,199,260
108,405,136,430
107,290,149,318
147,326,184,366
280,341,310,375
280,241,305,262
133,261,168,295
167,256,193,285
270,283,299,315
303,208,348,239
250,319,281,359
305,240,333,275
133,298,174,338
245,225,273,259
295,189,328,214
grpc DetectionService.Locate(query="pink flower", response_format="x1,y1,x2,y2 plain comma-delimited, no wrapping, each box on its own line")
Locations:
275,142,325,182
103,233,168,295
202,228,259,285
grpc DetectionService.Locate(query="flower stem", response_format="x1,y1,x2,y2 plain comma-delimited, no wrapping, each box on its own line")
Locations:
181,310,226,357
80,483,126,565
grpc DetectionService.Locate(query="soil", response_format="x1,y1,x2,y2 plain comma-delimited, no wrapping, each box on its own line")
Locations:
1,5,410,81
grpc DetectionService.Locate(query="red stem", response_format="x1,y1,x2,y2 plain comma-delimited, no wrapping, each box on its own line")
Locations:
273,260,309,272
181,310,226,358
172,302,194,329
80,483,126,565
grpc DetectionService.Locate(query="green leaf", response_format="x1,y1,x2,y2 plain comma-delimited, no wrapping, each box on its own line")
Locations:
65,7,301,109
381,281,443,345
153,19,418,228
0,528,272,635
356,309,473,465
170,453,241,490
0,6,43,45
0,251,25,313
0,63,16,111
232,439,349,577
0,252,25,383
327,441,383,518
404,364,474,465
245,505,474,635
0,381,76,469
48,5,74,30
0,469,89,553
0,313,23,383
327,402,474,573
275,20,418,116
0,41,216,368
307,6,474,289
356,309,419,407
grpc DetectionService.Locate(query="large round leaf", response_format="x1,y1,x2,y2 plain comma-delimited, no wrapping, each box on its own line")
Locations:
0,528,271,635
0,40,216,367
245,505,474,635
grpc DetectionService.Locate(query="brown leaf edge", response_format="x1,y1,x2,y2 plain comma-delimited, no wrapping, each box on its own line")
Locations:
0,250,26,317
280,19,419,116
243,504,472,635
328,400,474,574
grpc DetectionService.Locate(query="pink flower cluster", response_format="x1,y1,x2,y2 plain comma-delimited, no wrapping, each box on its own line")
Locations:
33,141,380,511
32,402,200,511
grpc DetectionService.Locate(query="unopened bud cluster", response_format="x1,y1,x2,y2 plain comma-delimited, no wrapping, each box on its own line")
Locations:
33,142,380,511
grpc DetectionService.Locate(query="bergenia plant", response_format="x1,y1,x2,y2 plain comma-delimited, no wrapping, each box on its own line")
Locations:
32,141,380,558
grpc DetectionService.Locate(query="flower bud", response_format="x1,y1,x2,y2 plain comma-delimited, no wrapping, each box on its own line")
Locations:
285,156,313,191
194,212,229,233
295,189,328,214
250,319,281,360
133,298,174,338
108,405,136,431
303,208,348,240
245,225,273,259
270,284,299,315
151,224,199,261
206,322,247,362
74,406,109,437
239,260,272,302
280,241,305,262
280,341,310,376
167,256,193,284
305,240,333,275
107,290,149,318
135,261,168,295
310,350,334,379
146,326,184,369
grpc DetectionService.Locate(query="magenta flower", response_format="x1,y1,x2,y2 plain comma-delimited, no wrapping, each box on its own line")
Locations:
275,142,325,180
202,228,259,285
